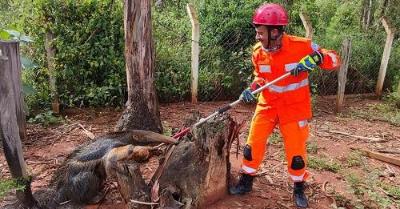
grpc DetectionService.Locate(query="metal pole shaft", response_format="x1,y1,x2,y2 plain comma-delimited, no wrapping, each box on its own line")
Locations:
193,72,291,127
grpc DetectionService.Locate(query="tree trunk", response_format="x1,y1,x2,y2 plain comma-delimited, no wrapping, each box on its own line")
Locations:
116,163,151,209
361,0,374,30
0,41,39,208
116,0,162,133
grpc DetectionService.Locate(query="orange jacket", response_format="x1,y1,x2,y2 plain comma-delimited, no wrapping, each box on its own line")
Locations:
252,34,340,124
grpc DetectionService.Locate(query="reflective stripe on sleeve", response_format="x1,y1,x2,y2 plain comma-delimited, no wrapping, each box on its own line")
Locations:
285,63,298,72
311,42,320,51
260,65,271,73
268,78,309,93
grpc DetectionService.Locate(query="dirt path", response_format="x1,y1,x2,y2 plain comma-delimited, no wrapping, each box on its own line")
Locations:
1,97,399,209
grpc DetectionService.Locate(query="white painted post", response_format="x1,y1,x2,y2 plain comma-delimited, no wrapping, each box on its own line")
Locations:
376,17,395,97
336,38,352,112
186,3,199,103
300,12,313,39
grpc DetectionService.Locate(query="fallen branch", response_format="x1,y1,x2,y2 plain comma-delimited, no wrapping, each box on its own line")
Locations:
265,175,274,185
377,149,400,155
351,147,400,167
130,199,159,206
78,123,95,139
328,130,386,143
322,181,329,193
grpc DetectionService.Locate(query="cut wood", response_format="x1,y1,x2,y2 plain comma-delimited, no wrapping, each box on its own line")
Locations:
78,123,95,139
155,114,239,209
351,147,400,167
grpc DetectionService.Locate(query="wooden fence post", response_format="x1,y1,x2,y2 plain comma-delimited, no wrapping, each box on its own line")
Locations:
336,38,352,112
0,41,26,140
376,17,395,97
300,12,313,39
0,41,38,207
45,31,60,113
187,3,199,104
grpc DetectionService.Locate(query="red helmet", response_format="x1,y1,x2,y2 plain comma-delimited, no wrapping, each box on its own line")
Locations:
252,3,288,26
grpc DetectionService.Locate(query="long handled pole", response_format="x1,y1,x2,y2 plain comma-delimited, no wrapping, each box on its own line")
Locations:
193,72,291,127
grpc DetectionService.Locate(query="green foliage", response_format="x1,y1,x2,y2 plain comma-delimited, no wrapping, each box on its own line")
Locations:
345,171,400,208
25,0,125,108
306,141,318,154
346,172,363,195
0,29,33,43
269,131,282,145
350,100,400,126
345,150,363,167
308,155,342,172
373,102,400,126
386,90,400,109
1,0,400,107
154,0,257,101
196,0,257,100
0,179,25,199
28,110,64,126
381,183,400,200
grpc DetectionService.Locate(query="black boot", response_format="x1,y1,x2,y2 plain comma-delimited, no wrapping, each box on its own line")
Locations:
293,181,308,208
229,173,254,195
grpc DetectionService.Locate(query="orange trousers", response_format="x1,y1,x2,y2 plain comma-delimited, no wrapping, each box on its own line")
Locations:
241,104,309,182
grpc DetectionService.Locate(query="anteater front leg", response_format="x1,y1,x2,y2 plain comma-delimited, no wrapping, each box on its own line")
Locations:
103,145,151,177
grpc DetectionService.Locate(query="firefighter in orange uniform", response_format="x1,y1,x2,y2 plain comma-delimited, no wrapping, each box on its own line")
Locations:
229,3,340,208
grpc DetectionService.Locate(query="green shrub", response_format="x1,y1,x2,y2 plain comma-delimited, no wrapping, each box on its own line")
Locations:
308,155,342,172
0,179,25,199
28,110,64,126
26,0,125,108
1,0,399,107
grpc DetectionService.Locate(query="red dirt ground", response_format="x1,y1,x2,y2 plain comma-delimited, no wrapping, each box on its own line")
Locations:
1,96,399,209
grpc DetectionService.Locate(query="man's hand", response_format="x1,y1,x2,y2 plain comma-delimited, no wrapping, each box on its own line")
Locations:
250,77,265,91
291,51,323,76
240,88,256,104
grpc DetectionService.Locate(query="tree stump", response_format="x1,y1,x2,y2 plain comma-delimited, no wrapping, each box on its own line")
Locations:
117,114,239,209
115,163,152,209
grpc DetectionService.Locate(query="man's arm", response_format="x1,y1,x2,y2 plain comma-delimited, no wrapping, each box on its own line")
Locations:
291,42,341,76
